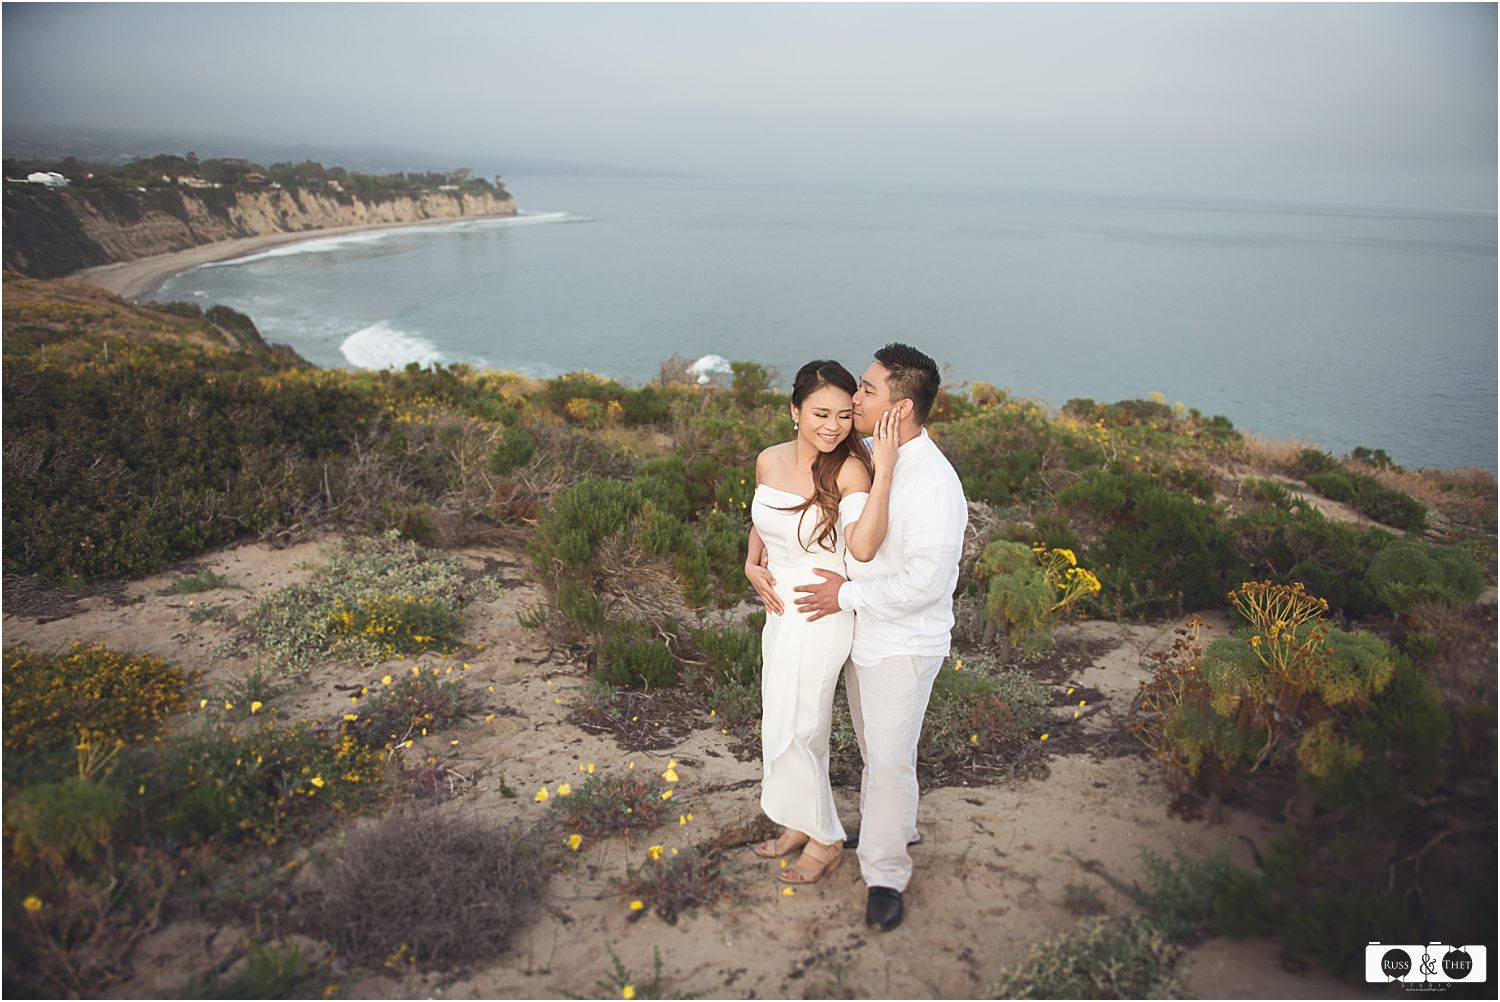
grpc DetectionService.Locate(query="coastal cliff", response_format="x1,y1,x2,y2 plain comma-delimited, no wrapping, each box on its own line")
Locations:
2,185,517,279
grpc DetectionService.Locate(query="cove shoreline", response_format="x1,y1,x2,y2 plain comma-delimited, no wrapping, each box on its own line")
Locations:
67,212,520,301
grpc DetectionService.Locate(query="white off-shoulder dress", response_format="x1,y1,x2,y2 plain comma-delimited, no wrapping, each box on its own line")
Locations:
752,484,869,844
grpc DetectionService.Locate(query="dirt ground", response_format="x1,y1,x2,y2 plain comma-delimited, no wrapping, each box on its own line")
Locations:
2,534,1384,999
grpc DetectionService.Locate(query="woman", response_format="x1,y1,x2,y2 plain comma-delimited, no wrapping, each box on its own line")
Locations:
744,359,899,884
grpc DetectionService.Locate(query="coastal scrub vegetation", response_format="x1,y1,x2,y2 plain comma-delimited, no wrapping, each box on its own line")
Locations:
2,278,1494,992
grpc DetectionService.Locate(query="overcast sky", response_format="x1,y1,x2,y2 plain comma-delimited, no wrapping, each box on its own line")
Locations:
4,2,1495,209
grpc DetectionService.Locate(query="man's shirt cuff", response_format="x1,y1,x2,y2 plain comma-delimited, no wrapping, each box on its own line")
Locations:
838,580,863,612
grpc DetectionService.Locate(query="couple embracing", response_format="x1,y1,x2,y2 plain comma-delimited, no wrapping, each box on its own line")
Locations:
744,342,967,933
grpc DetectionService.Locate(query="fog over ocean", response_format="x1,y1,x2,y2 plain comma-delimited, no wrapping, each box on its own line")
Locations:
152,176,1497,472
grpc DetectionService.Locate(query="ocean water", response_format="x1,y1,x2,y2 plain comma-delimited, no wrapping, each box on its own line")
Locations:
151,176,1497,471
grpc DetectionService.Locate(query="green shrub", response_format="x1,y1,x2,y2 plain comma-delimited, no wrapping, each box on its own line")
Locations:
219,665,295,709
1349,472,1428,531
1351,446,1397,470
2,643,200,781
986,915,1184,999
150,718,384,846
923,654,1050,756
1292,449,1340,477
1304,471,1354,503
529,477,644,576
1281,883,1415,978
729,360,774,409
2,349,379,581
487,425,536,475
243,532,480,674
931,406,1057,505
1228,504,1390,616
690,612,765,688
9,777,126,868
1243,478,1294,508
1059,469,1238,617
597,623,677,689
1313,653,1446,813
167,569,235,594
187,942,312,1000
973,540,1055,653
547,770,669,838
324,593,463,662
351,667,483,748
622,845,725,924
557,578,606,630
1130,843,1277,941
1366,538,1484,612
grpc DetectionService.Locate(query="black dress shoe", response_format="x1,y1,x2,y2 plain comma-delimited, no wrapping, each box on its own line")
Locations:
866,886,904,931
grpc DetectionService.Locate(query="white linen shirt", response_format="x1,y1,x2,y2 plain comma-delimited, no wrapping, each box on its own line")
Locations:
837,427,968,665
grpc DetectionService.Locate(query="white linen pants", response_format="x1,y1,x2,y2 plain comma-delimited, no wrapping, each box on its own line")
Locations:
844,652,945,891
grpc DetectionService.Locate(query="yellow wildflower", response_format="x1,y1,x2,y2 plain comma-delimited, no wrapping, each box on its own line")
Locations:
628,900,644,911
970,734,979,744
587,763,596,774
250,701,263,714
534,786,549,802
662,766,679,783
557,783,572,796
224,701,234,710
23,896,43,912
647,845,664,861
310,776,325,788
1040,732,1050,741
783,887,795,896
382,675,393,686
567,834,583,851
623,986,636,1000
661,789,674,800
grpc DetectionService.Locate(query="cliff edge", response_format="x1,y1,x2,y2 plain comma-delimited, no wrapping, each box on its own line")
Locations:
2,185,517,279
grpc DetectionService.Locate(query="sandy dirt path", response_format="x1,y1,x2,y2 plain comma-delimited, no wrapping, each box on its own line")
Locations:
1,536,1380,999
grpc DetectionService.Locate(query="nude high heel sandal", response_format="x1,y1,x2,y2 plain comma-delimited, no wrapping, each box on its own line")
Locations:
754,828,809,859
779,839,844,884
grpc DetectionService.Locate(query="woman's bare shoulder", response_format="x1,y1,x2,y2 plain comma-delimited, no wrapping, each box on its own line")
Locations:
756,441,794,479
837,454,873,495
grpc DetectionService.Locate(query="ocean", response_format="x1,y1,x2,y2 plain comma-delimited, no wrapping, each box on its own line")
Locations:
150,175,1498,471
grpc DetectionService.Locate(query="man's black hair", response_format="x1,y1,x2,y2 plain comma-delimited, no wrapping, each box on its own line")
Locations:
874,342,941,424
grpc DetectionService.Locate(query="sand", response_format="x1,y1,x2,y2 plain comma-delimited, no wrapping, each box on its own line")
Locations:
68,216,503,301
1,533,1385,1000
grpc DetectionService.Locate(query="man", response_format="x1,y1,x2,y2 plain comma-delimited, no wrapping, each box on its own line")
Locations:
794,342,968,933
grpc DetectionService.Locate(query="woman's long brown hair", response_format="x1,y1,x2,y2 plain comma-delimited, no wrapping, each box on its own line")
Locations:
773,360,873,553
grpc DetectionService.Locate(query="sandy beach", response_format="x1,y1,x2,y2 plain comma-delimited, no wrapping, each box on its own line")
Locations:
69,215,514,301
